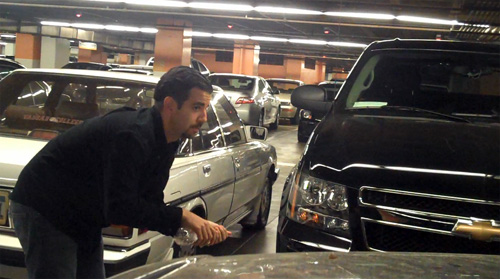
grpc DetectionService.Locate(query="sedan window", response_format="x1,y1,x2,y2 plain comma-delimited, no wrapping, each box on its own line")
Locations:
191,107,223,153
213,96,246,145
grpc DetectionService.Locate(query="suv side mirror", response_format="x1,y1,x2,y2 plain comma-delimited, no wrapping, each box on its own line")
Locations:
245,125,267,141
291,85,331,113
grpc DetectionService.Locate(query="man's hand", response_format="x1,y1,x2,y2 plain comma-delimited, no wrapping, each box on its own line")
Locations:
180,209,231,247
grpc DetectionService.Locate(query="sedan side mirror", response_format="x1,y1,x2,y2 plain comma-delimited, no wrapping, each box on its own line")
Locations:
245,125,268,141
291,85,331,114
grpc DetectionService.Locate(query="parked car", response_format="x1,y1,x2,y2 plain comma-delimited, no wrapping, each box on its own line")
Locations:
0,69,279,276
266,78,304,124
110,252,500,279
295,80,344,142
209,73,281,129
62,62,112,71
118,57,210,78
0,58,25,79
278,39,500,254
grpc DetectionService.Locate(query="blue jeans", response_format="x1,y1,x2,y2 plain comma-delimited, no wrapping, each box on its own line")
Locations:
10,201,105,279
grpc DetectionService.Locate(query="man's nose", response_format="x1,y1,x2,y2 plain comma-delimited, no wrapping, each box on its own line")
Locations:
199,109,208,122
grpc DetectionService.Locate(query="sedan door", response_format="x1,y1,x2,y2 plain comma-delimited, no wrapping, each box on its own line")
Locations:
259,79,279,123
212,96,266,226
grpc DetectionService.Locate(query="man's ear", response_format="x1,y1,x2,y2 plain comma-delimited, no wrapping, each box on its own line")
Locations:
162,96,178,113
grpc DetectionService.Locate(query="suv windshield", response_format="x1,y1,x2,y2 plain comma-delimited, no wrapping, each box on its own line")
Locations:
344,50,500,123
0,72,155,138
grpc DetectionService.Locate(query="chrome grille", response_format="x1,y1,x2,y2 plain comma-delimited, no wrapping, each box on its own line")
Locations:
359,187,500,221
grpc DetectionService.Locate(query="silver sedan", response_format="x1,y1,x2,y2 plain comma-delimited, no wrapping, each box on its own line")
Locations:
209,73,281,130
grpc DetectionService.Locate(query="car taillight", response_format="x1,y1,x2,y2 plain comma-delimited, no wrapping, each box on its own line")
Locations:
102,225,148,238
235,97,255,104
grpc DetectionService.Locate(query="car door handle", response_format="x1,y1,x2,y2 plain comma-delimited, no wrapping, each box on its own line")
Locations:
203,164,211,176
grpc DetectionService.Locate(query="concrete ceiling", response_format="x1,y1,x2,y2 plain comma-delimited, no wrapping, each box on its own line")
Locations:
0,0,499,69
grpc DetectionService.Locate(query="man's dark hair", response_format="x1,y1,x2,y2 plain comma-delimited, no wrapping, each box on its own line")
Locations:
154,66,213,109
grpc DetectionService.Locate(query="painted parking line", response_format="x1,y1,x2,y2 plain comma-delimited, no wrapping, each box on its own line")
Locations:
278,162,296,167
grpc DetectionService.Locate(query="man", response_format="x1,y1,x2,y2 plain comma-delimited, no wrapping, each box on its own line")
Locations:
9,66,230,278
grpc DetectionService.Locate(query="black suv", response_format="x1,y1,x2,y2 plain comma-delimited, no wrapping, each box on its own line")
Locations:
277,39,500,254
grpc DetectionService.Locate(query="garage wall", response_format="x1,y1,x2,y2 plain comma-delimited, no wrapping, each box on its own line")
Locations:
193,52,232,74
258,64,286,79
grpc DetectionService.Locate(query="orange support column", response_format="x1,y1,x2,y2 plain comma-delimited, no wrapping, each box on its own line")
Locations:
15,33,41,68
78,45,107,64
154,19,192,75
232,41,260,76
117,53,131,64
316,61,326,83
284,58,302,81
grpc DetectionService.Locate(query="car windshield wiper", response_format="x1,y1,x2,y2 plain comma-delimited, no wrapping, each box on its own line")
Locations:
380,105,471,123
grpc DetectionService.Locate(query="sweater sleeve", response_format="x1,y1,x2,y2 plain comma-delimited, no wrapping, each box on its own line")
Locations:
103,130,182,236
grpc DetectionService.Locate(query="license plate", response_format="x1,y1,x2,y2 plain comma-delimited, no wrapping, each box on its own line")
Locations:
0,190,9,226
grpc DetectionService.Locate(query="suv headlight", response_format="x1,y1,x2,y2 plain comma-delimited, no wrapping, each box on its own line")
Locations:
286,167,349,233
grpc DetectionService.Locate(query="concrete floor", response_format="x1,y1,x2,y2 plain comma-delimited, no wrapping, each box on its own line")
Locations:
0,122,304,278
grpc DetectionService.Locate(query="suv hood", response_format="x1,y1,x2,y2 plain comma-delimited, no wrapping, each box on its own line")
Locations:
0,136,47,187
306,114,500,198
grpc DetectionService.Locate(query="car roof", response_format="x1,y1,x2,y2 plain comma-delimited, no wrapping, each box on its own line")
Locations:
10,68,160,84
209,73,259,79
266,78,304,84
0,58,25,68
368,38,500,53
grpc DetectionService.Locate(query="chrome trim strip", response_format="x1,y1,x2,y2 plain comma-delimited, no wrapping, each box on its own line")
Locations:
361,217,453,236
359,202,477,221
359,186,500,206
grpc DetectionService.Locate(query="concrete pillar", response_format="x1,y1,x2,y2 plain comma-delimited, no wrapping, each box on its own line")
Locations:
316,61,326,82
15,33,41,68
41,37,70,68
232,40,260,76
284,58,302,81
5,43,15,56
154,19,192,76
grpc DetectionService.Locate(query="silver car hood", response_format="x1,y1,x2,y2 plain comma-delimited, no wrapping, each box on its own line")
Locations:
0,136,47,187
111,252,500,279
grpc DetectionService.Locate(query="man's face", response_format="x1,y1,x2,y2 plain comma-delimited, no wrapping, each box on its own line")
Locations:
172,87,211,139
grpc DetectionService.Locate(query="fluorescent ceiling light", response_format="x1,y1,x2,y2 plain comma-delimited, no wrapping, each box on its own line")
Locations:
0,42,7,45
1,34,16,38
328,41,367,48
72,23,105,29
255,6,322,15
126,0,187,7
105,25,140,32
213,33,250,40
289,39,327,45
140,28,159,33
250,36,288,42
325,12,395,20
186,31,212,37
188,2,252,11
396,16,461,25
41,21,71,27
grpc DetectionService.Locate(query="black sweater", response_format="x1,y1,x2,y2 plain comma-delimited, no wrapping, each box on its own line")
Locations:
11,106,182,244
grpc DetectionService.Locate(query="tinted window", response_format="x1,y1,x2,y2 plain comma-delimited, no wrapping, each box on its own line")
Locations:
198,61,209,73
0,73,156,137
344,50,500,122
213,95,246,145
258,80,266,92
209,76,255,93
267,80,301,94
